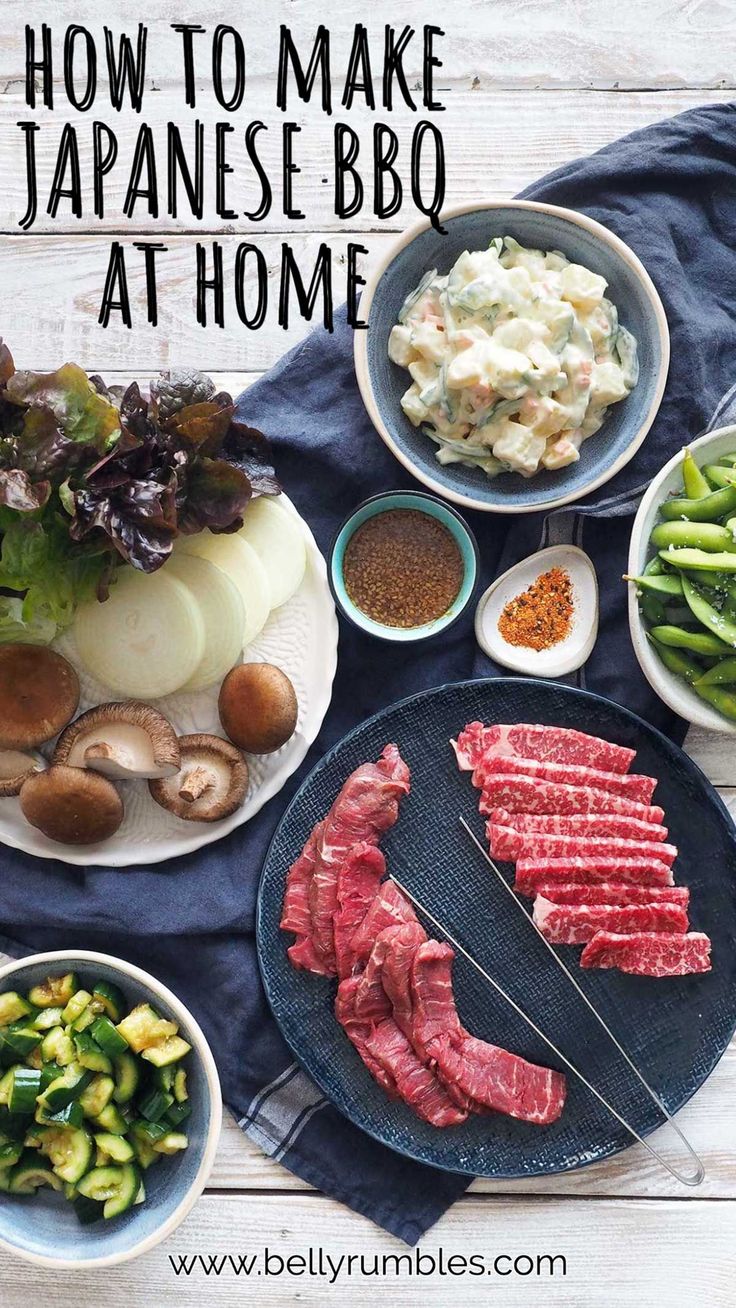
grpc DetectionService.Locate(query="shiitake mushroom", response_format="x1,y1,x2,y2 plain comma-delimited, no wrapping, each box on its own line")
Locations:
218,663,298,754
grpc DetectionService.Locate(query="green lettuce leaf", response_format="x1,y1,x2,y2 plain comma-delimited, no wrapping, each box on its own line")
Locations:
6,363,121,450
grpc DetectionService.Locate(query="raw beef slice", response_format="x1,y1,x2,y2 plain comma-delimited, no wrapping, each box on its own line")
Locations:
453,722,635,774
349,880,418,969
514,858,675,895
533,895,689,944
332,842,387,979
478,774,663,823
488,823,678,867
533,882,690,909
580,931,712,977
472,755,657,804
488,808,668,843
409,941,566,1125
283,743,410,975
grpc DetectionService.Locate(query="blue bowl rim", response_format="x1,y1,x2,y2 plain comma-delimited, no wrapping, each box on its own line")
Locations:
354,199,671,514
0,949,223,1270
328,490,479,643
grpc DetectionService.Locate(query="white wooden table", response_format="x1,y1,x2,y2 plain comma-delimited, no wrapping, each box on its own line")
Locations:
1,3,735,1302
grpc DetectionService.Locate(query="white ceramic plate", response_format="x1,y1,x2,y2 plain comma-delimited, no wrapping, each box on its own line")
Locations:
474,545,599,676
628,423,736,734
0,496,339,865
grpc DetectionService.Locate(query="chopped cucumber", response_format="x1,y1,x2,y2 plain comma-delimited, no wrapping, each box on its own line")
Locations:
61,990,92,1025
37,1126,93,1184
9,1068,41,1114
8,1150,64,1193
29,974,78,1009
138,1088,174,1123
77,1163,141,1219
79,1075,115,1119
141,1036,192,1068
94,1103,127,1135
91,1016,130,1057
112,1053,140,1105
74,1032,113,1075
152,1132,188,1155
115,1005,176,1054
1,971,191,1224
94,1133,134,1163
40,1064,94,1112
0,993,33,1025
31,1007,64,1032
91,981,125,1024
41,1027,75,1066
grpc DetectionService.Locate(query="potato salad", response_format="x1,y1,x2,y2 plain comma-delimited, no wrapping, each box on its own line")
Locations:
388,237,639,478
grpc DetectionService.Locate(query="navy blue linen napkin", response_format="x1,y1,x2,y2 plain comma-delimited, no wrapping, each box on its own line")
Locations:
2,101,736,1244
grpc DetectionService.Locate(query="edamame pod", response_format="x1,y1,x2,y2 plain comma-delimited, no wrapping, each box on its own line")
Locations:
649,625,731,655
640,594,667,625
659,483,736,522
646,635,700,682
703,465,736,489
682,448,711,498
650,521,736,552
682,577,736,647
659,548,736,572
624,572,684,596
716,453,736,467
643,556,666,577
695,658,736,685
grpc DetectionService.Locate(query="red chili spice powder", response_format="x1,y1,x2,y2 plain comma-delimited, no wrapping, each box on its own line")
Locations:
343,509,464,629
497,567,574,651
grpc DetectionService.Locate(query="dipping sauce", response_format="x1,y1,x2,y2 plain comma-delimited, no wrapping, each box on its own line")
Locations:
497,566,574,651
343,509,463,628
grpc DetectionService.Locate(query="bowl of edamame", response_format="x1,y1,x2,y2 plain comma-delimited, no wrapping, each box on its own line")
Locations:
628,424,736,732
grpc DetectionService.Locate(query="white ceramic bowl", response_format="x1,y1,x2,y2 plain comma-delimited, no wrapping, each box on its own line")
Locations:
355,200,670,514
628,423,736,734
0,950,222,1269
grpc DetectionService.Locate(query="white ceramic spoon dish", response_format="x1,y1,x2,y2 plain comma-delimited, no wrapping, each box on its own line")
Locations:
475,545,599,677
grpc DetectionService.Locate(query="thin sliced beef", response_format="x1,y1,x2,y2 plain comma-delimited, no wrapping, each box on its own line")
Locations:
514,858,675,896
534,881,690,908
580,931,712,977
335,974,468,1127
303,743,410,973
488,808,668,844
478,774,663,823
335,979,399,1099
380,924,477,1115
489,823,678,867
282,823,332,974
453,722,635,774
350,880,418,969
333,843,386,979
472,755,657,804
533,894,689,944
409,941,567,1125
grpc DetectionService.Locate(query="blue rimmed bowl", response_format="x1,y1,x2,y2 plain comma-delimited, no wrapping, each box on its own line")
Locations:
329,491,478,642
354,201,670,514
0,951,222,1269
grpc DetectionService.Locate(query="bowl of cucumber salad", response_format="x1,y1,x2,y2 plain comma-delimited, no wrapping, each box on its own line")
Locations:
0,951,221,1268
628,425,736,733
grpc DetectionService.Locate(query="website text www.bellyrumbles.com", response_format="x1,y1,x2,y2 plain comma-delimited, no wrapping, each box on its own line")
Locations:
167,1245,567,1283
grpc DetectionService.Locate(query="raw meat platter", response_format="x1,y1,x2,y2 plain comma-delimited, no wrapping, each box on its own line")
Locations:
257,678,736,1178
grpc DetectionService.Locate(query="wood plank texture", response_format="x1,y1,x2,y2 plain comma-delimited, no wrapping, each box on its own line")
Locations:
0,1194,732,1306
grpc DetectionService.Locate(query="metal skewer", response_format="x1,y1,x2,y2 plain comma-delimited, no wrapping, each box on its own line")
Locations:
390,852,705,1188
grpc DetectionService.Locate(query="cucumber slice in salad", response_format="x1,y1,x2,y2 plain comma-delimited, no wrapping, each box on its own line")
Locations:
37,1126,93,1184
77,1163,141,1219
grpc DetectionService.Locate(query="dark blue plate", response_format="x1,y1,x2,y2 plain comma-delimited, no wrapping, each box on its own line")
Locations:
256,679,736,1177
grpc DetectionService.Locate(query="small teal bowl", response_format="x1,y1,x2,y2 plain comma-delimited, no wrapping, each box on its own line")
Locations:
354,200,670,514
330,491,478,642
0,951,221,1269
